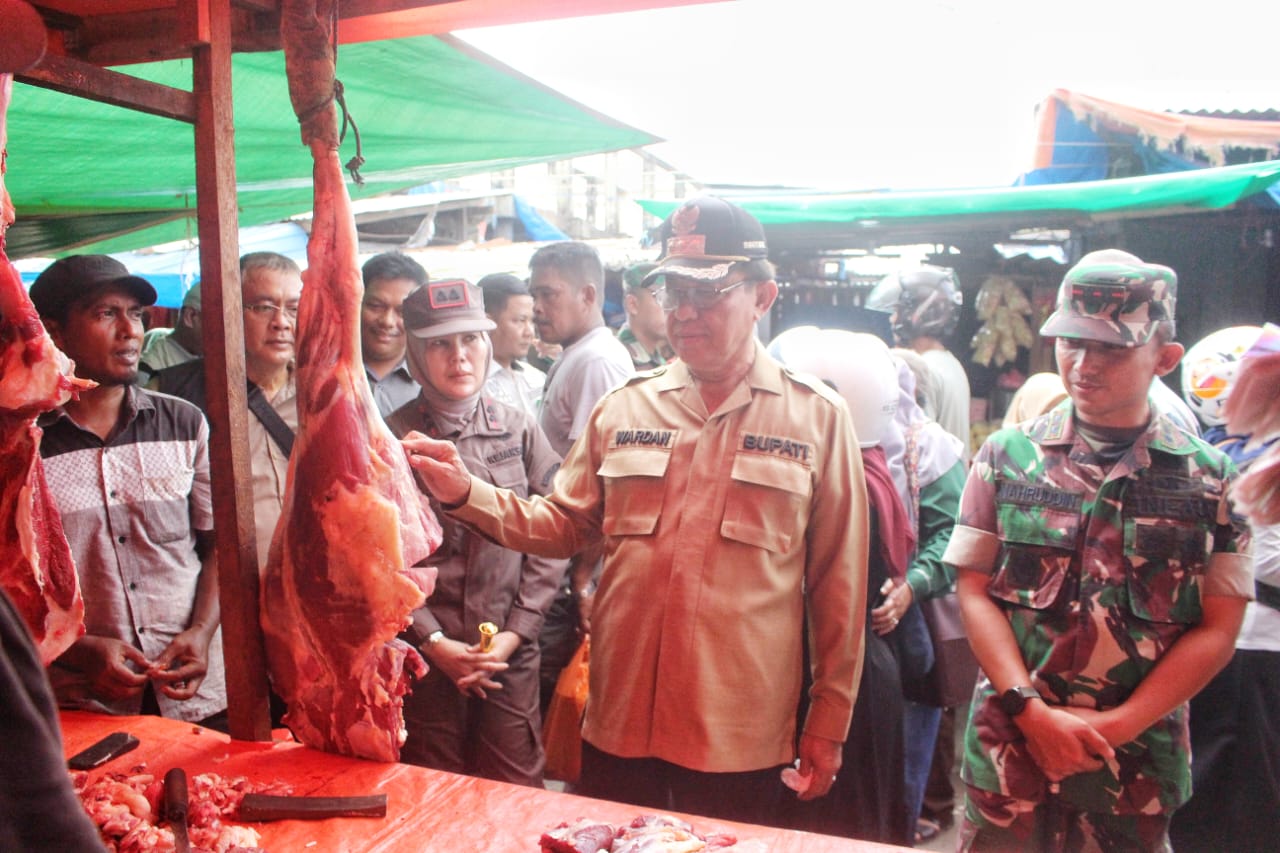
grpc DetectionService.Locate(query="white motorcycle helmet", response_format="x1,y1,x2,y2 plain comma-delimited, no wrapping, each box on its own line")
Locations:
768,326,899,448
1180,325,1263,428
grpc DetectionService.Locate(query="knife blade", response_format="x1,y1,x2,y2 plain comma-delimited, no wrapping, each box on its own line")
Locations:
239,793,388,821
163,767,190,853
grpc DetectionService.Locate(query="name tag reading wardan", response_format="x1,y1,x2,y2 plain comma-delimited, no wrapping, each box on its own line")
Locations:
741,433,812,463
613,429,677,449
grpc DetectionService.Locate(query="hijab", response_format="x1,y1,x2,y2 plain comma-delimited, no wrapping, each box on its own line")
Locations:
415,332,493,438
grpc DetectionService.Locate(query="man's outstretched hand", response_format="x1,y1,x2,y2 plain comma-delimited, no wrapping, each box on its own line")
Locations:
402,431,473,506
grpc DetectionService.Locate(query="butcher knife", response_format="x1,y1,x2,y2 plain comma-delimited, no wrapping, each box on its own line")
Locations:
164,767,191,853
239,792,388,821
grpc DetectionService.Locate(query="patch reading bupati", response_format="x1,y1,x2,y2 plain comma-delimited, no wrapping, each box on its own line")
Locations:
613,428,677,449
996,481,1083,512
739,432,812,463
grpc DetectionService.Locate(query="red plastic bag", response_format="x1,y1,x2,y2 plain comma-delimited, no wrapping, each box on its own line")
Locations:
542,637,589,783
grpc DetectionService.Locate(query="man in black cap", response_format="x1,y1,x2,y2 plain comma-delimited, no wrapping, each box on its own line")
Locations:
31,255,225,726
402,198,868,825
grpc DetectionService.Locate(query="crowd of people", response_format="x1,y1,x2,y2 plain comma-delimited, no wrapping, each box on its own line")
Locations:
3,195,1277,853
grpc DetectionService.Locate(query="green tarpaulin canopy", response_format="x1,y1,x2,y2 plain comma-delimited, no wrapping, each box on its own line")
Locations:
5,35,657,258
638,160,1280,250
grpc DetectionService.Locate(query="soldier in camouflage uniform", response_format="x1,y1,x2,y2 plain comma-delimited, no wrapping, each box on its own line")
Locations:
616,261,675,371
944,250,1254,852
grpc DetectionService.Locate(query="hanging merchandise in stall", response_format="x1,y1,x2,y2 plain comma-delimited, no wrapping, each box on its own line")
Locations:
0,66,90,665
259,0,444,763
969,275,1034,368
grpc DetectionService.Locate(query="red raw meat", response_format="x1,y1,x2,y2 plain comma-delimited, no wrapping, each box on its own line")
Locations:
0,72,89,663
261,2,441,762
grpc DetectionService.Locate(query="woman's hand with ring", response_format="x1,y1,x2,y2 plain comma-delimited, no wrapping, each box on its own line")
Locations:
871,578,911,636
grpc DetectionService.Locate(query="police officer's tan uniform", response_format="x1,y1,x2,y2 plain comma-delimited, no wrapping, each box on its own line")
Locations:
451,343,868,773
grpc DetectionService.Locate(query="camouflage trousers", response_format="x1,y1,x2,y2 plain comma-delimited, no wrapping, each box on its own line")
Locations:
959,784,1171,853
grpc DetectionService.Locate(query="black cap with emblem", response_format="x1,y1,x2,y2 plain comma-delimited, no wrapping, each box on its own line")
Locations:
643,197,768,286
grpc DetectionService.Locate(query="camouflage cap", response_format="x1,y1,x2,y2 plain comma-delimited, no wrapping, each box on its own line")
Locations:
623,262,659,290
1039,249,1176,347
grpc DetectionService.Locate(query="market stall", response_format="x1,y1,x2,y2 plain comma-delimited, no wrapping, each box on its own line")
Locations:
1,0,708,742
62,711,906,853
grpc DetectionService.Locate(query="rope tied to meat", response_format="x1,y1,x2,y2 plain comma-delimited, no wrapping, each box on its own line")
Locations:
334,80,366,185
295,80,366,185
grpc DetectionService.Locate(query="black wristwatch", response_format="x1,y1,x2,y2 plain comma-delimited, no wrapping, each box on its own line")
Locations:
999,685,1041,717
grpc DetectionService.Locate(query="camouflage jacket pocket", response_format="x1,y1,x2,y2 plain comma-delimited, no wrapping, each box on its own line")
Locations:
1124,518,1207,624
990,505,1080,610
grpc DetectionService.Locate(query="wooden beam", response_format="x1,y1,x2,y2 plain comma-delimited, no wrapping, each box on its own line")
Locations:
189,0,273,741
16,53,195,122
338,0,458,17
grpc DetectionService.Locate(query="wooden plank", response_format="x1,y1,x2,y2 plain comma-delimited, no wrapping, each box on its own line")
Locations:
15,53,195,122
188,0,273,741
59,6,281,66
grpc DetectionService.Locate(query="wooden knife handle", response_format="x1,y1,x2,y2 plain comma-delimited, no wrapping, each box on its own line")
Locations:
239,793,388,821
163,767,189,821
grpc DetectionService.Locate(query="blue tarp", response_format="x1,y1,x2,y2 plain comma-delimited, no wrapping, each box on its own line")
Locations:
16,221,311,308
513,195,569,242
1017,90,1280,207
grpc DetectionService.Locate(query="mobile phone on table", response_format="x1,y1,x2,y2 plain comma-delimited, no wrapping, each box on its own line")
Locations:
68,732,140,770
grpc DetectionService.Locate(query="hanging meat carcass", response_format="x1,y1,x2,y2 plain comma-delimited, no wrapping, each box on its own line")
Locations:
261,0,442,762
0,72,90,663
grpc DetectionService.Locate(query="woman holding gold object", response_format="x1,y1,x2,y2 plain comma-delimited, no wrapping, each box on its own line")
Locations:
387,279,566,786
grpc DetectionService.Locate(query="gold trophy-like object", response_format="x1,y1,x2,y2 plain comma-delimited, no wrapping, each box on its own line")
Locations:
478,622,498,653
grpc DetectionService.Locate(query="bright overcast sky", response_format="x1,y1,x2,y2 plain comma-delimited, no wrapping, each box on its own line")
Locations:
459,0,1279,191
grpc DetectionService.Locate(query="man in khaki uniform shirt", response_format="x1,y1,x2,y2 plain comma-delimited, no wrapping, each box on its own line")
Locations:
404,197,868,825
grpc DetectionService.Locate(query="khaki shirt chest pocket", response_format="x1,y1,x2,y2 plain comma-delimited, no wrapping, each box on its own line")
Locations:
991,503,1081,610
1124,515,1209,624
484,452,530,500
721,452,812,554
598,447,671,536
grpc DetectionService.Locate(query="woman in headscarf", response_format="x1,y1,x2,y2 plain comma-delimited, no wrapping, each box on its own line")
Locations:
1000,371,1067,429
875,349,968,844
388,279,567,786
769,327,918,845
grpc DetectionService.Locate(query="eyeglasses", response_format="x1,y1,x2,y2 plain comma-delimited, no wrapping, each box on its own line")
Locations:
244,301,299,321
653,279,751,312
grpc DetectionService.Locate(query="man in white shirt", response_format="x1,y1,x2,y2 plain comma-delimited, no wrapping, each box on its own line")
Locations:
529,242,634,456
527,242,633,713
479,272,544,417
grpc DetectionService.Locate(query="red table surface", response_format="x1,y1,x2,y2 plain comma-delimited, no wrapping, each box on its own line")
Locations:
60,710,910,853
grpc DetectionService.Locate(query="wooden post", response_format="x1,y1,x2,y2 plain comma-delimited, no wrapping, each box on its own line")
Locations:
189,0,272,740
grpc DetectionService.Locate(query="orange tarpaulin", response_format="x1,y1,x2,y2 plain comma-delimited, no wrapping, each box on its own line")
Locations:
60,711,909,852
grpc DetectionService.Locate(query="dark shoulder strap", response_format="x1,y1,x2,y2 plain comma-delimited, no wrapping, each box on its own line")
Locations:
246,386,295,457
152,360,208,411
